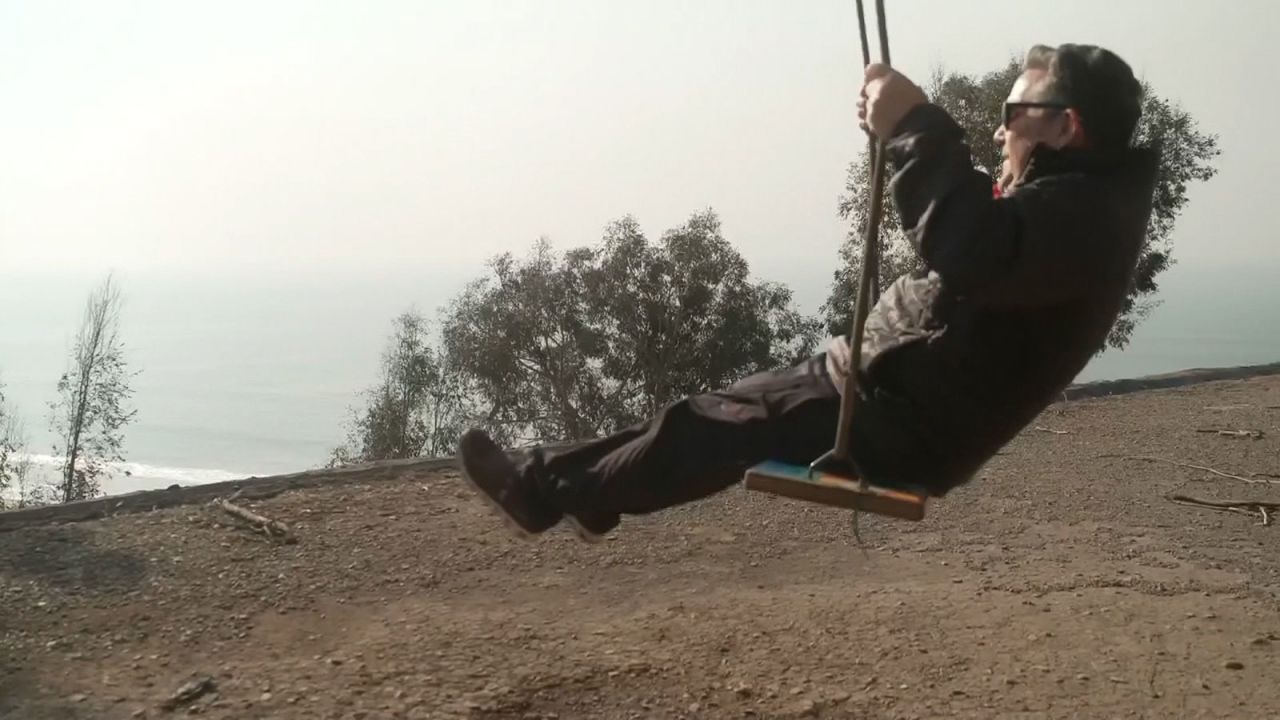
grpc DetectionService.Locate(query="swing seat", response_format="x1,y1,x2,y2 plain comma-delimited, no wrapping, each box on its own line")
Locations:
743,460,928,521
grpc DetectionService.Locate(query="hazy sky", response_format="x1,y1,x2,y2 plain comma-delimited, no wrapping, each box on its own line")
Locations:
2,0,1273,291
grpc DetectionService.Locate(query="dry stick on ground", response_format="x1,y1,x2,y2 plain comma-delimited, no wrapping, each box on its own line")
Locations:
1194,428,1265,439
1034,426,1070,435
1168,494,1279,526
1104,454,1280,486
215,497,296,543
160,676,217,711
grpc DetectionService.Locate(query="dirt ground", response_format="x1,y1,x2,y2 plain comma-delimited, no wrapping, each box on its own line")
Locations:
3,377,1280,720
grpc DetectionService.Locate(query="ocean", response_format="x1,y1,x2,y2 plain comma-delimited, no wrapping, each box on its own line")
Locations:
0,267,467,498
1,260,1277,499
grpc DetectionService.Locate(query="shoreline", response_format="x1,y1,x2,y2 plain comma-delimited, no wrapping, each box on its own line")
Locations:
1061,359,1280,400
2,358,1278,532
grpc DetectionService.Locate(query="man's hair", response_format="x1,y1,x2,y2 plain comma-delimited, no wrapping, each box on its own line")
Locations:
1023,44,1144,151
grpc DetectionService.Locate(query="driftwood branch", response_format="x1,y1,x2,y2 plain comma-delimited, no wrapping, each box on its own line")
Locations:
1104,454,1280,486
216,497,295,543
160,676,217,711
1195,428,1265,440
1168,494,1279,526
1034,426,1070,435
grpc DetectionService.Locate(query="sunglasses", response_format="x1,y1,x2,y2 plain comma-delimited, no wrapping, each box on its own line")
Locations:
1002,101,1070,128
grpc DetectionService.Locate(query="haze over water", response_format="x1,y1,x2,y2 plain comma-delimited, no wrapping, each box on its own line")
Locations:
3,1,1277,496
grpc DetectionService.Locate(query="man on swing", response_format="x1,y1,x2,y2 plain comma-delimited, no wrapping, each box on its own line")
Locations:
459,43,1158,542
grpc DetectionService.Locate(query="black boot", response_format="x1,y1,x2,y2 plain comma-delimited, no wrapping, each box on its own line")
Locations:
458,429,563,538
523,446,622,543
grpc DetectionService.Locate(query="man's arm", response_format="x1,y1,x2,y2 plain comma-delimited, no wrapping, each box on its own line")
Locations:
883,103,1107,308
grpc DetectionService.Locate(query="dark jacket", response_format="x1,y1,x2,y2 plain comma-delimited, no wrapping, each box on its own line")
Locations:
827,102,1158,495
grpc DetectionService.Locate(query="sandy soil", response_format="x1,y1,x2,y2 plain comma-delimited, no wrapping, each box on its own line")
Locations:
2,377,1279,719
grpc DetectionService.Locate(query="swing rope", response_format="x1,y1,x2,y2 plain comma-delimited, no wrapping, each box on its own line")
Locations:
740,0,926,526
815,0,891,477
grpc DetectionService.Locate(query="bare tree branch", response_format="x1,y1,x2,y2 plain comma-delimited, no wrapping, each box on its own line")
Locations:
48,274,137,503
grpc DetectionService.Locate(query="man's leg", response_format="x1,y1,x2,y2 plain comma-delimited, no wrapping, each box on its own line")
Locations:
529,354,841,535
459,354,841,540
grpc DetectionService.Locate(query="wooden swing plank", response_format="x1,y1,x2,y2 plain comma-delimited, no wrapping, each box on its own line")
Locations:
743,460,927,521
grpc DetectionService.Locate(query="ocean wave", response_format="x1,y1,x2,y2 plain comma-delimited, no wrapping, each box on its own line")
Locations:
15,453,258,486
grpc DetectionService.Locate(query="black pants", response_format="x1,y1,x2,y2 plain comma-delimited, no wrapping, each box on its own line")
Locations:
526,354,846,517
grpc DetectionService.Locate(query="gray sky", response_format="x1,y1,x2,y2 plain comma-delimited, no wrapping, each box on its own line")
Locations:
1,0,1272,291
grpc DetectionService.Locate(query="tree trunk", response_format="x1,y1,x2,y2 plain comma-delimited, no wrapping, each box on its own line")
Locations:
399,377,410,458
63,345,98,502
61,284,110,503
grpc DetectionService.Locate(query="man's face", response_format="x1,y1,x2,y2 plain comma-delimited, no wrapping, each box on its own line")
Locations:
993,69,1073,192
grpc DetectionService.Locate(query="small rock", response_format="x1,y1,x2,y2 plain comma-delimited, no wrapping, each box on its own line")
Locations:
1249,637,1270,646
1076,674,1089,681
69,694,87,703
1224,661,1244,670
